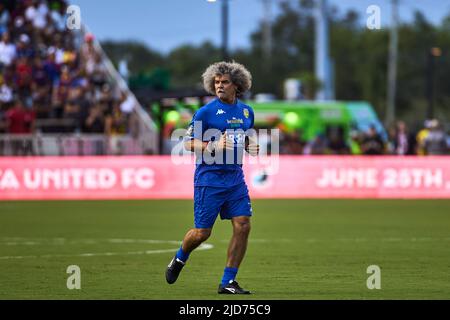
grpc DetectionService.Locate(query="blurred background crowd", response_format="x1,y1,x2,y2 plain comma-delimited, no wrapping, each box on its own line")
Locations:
0,0,140,156
278,119,448,155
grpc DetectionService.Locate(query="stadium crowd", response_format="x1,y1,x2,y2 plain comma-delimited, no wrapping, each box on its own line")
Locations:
278,119,449,156
0,0,137,145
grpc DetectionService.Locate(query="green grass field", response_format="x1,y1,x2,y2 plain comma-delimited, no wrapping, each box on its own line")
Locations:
1,199,450,300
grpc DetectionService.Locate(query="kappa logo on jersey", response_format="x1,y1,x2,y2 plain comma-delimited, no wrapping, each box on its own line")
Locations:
216,109,226,115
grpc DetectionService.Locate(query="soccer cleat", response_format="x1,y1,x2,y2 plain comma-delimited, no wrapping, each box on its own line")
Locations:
165,256,185,284
218,280,251,294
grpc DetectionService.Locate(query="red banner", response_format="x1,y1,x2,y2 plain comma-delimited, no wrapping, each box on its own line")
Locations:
0,156,449,200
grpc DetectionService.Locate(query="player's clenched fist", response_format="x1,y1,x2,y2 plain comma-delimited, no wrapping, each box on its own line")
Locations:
206,133,234,153
245,136,260,156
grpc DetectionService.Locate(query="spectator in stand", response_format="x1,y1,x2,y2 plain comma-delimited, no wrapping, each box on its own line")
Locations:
105,102,128,155
49,1,67,32
119,91,135,115
83,80,97,107
68,85,90,126
84,104,105,134
304,133,328,155
41,13,56,43
391,121,409,155
407,127,418,155
32,55,50,87
16,33,34,59
32,1,49,31
424,119,448,155
63,98,82,132
34,37,48,60
0,75,14,110
0,0,139,150
280,129,306,154
87,52,107,88
80,33,98,77
84,104,106,155
15,55,33,99
51,64,71,117
386,125,395,154
96,83,114,113
11,16,27,40
9,2,28,31
31,56,52,118
105,102,128,135
24,0,37,25
416,120,431,155
0,32,16,69
326,126,350,155
360,125,385,155
80,33,97,69
349,130,362,155
62,41,78,70
0,3,10,36
43,47,60,84
49,34,65,65
5,99,36,155
2,63,15,87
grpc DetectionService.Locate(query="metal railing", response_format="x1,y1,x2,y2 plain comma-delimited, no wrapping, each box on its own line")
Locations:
80,25,160,154
0,134,155,156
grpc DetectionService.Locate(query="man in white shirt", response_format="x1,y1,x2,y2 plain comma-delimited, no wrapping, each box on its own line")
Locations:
0,32,16,67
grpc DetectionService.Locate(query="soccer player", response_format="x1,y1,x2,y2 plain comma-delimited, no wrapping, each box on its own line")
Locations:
165,61,259,294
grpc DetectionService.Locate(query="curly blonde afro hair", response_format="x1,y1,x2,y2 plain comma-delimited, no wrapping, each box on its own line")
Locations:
202,61,252,98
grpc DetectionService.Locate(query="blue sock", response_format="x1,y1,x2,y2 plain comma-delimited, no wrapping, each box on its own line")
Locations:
221,267,238,286
175,246,190,263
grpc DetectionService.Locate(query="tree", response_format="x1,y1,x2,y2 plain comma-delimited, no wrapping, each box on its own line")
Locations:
166,41,222,88
101,40,165,75
100,1,450,125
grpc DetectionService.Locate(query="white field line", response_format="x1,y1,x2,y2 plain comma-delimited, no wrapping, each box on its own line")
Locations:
0,238,213,260
219,237,450,243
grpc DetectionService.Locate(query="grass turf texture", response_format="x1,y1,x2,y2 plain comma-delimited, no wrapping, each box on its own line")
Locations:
0,199,449,300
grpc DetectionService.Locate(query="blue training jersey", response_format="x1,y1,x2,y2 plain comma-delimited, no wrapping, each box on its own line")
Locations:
185,98,255,188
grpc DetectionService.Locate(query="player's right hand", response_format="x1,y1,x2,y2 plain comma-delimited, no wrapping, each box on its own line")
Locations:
205,133,234,153
217,133,235,152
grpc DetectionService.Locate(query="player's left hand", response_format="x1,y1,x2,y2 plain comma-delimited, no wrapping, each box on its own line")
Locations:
246,143,260,156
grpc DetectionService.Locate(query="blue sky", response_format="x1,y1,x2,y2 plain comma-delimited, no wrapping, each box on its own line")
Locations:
70,0,450,53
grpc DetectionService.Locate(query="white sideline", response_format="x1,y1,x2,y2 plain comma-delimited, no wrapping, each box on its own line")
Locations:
0,238,213,260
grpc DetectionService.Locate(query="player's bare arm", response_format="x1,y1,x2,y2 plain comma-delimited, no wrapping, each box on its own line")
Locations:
184,133,235,153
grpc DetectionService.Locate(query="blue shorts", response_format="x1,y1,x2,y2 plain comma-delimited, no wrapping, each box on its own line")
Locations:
194,183,252,229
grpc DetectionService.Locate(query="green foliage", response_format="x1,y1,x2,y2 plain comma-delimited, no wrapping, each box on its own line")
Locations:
128,68,170,91
101,40,165,74
100,4,450,124
166,41,222,88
